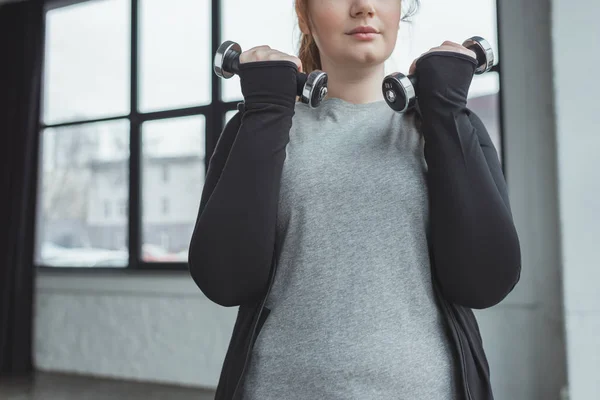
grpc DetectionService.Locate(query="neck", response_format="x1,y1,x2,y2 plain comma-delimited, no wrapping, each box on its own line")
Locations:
319,57,386,105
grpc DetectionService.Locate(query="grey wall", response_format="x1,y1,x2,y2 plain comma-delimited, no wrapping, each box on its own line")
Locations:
550,0,600,398
473,0,568,399
34,0,599,398
35,274,236,389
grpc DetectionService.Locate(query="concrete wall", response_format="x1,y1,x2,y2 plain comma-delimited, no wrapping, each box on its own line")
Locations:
35,274,236,389
472,1,568,399
550,1,600,398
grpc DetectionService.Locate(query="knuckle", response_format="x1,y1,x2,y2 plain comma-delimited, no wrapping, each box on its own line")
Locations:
240,46,302,68
239,51,251,63
248,45,267,54
252,45,270,55
255,49,272,61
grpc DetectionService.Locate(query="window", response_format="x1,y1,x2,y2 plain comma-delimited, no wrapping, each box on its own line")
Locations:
36,0,503,270
41,0,130,125
141,115,205,262
138,0,211,112
36,0,212,269
37,119,129,266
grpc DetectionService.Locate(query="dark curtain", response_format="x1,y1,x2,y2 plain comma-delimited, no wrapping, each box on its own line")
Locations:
0,0,45,376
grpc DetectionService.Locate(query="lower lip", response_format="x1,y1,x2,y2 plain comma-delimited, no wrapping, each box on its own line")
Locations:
349,32,378,40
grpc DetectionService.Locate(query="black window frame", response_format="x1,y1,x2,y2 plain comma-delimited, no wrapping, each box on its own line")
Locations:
36,0,504,272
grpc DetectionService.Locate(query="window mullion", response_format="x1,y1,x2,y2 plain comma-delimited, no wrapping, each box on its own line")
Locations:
129,0,141,269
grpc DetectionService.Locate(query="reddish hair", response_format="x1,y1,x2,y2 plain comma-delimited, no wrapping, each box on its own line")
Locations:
295,0,322,76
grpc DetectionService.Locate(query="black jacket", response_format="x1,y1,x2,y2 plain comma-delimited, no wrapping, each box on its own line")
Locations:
188,51,522,400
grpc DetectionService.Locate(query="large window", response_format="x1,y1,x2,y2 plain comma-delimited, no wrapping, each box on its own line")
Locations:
36,0,503,269
36,0,213,269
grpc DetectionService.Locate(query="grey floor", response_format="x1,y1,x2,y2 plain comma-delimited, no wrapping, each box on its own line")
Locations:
0,371,216,400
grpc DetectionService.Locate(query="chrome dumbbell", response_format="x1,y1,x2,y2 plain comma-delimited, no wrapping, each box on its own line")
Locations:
214,40,329,109
382,36,495,113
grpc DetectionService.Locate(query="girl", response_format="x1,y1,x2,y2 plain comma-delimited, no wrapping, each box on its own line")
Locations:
189,0,521,399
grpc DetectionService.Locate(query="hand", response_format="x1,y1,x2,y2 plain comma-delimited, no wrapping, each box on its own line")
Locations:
239,45,304,73
408,41,476,75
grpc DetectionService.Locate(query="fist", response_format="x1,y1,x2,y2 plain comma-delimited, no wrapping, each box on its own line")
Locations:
409,40,477,75
239,45,303,73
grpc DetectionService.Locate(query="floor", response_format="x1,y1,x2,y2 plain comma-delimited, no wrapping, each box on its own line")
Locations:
0,371,216,400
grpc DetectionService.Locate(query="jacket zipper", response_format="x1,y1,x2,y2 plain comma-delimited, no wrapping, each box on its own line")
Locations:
438,294,473,400
231,256,278,400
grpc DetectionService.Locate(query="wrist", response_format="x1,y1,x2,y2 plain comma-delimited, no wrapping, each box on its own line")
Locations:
239,60,298,109
415,51,477,109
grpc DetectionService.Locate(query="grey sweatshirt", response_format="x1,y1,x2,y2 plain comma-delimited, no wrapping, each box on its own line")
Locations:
238,97,460,400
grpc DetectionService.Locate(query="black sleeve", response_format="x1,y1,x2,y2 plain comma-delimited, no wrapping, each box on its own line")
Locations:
414,51,522,309
188,60,299,307
466,109,512,214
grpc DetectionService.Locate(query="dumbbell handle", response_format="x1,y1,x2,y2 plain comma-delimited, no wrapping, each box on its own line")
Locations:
214,41,328,108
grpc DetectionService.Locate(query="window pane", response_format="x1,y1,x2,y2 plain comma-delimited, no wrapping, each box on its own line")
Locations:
139,0,212,112
220,0,298,102
224,110,237,126
141,116,206,262
42,0,130,125
36,120,130,267
467,72,502,162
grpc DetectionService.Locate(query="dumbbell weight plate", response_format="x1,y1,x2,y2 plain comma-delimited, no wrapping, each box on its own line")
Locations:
214,40,240,79
382,73,416,113
302,71,329,109
462,36,495,74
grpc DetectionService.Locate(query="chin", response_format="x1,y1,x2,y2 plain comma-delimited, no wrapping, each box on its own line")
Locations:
327,45,386,67
350,51,384,66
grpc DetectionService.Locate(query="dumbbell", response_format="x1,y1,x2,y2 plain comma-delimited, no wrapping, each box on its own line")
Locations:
214,40,329,109
382,36,495,113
